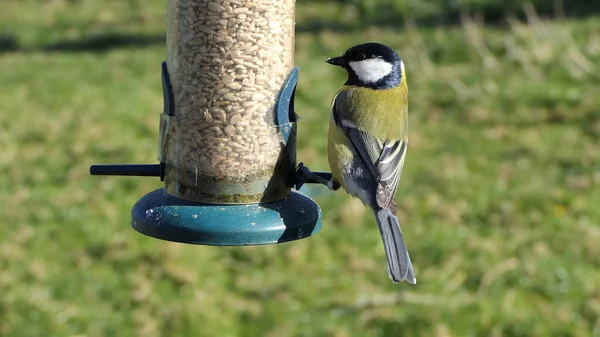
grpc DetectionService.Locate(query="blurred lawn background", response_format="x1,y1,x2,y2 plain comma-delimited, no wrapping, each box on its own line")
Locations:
1,0,600,336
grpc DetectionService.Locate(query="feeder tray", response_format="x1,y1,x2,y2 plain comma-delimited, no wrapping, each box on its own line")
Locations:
131,188,320,245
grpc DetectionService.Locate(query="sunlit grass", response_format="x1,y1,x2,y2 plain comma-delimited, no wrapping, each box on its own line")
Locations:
1,1,599,336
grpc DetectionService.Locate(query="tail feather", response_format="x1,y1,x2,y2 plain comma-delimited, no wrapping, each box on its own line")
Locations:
375,208,416,284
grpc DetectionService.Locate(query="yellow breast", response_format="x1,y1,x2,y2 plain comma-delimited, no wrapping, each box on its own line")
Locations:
341,85,408,140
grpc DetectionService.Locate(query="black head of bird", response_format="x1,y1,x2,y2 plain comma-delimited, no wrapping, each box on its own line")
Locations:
326,42,403,90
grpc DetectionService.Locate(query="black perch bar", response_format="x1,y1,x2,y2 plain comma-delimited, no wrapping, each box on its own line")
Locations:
90,164,162,177
90,163,332,186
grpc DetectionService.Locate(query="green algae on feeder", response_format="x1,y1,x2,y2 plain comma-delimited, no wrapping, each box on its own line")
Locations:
89,0,329,246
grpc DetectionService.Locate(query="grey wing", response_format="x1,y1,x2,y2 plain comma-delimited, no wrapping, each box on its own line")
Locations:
333,93,407,210
375,139,407,209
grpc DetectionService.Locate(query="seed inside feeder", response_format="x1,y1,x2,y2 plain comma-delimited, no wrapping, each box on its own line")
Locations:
163,0,296,203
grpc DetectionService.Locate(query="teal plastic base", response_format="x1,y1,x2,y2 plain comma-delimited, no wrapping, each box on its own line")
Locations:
131,188,322,246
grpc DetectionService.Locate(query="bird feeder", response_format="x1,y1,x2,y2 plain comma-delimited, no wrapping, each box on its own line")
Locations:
91,0,331,245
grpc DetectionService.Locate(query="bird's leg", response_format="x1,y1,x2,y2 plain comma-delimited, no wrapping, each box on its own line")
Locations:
295,162,331,190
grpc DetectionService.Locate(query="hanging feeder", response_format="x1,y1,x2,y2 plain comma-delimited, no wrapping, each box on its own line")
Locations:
90,0,331,246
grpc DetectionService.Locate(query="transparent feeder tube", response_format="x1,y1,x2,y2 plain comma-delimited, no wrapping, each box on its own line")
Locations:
162,0,296,203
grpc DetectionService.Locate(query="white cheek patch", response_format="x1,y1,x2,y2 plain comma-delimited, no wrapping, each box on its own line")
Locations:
348,58,394,83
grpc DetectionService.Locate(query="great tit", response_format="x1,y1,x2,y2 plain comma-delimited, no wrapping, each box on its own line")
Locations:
325,42,415,284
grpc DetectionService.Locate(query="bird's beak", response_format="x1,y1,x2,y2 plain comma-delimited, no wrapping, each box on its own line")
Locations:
325,56,346,67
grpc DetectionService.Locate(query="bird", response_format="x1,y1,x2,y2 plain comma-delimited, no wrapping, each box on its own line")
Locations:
325,42,415,284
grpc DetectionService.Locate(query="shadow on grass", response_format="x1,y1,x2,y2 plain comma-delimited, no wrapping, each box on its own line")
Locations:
44,33,166,52
0,34,19,52
296,13,600,34
0,32,165,54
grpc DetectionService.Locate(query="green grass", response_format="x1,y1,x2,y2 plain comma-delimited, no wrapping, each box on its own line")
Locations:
2,1,600,336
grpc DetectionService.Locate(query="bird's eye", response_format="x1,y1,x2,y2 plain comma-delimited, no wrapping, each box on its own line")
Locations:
357,53,366,61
